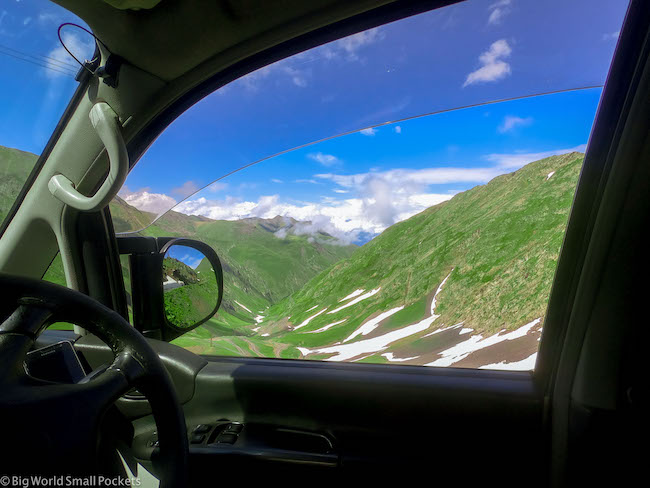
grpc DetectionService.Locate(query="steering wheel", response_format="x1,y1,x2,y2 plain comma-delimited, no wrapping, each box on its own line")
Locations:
0,274,188,487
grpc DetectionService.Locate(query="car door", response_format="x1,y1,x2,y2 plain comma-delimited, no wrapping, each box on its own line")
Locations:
12,0,644,485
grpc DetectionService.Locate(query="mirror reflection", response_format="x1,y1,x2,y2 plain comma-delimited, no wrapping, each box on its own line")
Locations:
162,245,218,329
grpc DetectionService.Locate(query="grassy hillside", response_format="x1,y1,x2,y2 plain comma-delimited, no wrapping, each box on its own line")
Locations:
143,210,357,334
111,196,157,233
273,153,581,330
0,145,38,224
163,257,219,328
163,256,199,284
196,152,581,364
1,143,582,368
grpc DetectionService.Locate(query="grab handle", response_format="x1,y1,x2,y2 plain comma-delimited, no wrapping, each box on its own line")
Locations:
48,102,128,212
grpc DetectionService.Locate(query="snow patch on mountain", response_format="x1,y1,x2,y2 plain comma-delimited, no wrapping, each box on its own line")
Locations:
479,352,537,371
344,306,404,343
327,287,381,314
339,289,365,302
293,308,328,330
426,318,541,367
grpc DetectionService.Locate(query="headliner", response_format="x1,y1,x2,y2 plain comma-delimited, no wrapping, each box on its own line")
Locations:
53,0,400,81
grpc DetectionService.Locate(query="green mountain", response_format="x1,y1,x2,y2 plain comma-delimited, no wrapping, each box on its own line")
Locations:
111,195,157,233
163,257,218,328
0,143,582,367
143,210,358,336
163,256,200,284
0,145,38,225
189,152,581,364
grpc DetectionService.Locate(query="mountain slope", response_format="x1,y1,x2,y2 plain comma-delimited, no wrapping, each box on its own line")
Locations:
1,144,582,368
111,196,157,233
143,210,357,333
0,145,38,224
239,152,583,365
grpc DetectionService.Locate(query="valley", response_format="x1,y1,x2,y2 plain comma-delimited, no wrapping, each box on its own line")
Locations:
0,144,583,370
175,152,582,369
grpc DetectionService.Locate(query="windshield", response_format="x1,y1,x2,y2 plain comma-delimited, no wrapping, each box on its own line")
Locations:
117,0,625,231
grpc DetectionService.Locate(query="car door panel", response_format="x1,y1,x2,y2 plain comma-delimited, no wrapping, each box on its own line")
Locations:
37,330,544,483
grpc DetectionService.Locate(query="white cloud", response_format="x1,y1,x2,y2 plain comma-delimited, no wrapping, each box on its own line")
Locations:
360,128,376,136
488,9,503,25
498,115,532,133
335,27,383,61
602,31,620,41
463,39,512,87
316,167,502,188
135,142,586,242
208,182,228,192
44,31,94,79
38,11,62,25
239,64,274,91
171,180,201,197
394,126,402,134
242,60,310,90
282,65,308,87
271,178,283,184
173,182,452,244
484,144,587,169
488,0,512,25
236,26,382,91
118,187,178,215
308,152,341,167
180,254,202,269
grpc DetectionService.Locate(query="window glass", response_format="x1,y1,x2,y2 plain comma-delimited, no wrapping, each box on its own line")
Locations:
41,252,131,331
0,0,94,227
121,254,134,323
115,0,628,370
42,254,73,330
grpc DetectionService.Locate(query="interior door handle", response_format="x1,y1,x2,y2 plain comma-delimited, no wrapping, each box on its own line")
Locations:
48,101,128,212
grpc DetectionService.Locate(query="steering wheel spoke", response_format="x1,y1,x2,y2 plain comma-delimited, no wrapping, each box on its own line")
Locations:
0,303,53,336
77,351,147,407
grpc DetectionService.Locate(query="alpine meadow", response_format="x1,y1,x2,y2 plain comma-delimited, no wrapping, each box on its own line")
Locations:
0,144,583,369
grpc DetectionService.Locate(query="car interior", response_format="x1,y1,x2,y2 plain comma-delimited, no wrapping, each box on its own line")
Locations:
0,0,643,486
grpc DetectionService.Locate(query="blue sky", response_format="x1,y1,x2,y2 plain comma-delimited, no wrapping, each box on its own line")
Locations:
0,0,94,154
166,245,205,270
0,0,629,243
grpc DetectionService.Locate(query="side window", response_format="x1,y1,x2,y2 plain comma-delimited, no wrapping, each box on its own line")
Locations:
120,254,134,323
0,1,94,228
42,252,66,286
0,1,94,330
40,252,132,331
115,0,628,370
41,253,74,331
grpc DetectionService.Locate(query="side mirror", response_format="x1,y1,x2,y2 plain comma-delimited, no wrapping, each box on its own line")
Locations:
159,239,223,330
117,236,223,342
